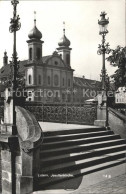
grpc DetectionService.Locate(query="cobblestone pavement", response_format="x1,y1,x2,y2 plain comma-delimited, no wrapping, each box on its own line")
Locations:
71,174,126,194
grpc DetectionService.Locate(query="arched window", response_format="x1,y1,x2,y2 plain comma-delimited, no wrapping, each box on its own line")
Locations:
55,61,58,65
68,79,71,87
54,91,60,102
62,93,65,102
36,48,41,60
66,54,70,65
29,48,32,60
38,75,41,85
54,75,59,86
47,76,51,85
55,92,58,98
68,94,71,102
29,75,32,85
63,78,65,86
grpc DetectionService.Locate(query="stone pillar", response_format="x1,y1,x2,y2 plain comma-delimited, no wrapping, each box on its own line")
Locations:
0,136,19,194
0,89,42,194
94,92,107,127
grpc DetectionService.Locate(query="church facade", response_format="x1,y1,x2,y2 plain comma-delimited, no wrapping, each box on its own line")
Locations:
0,18,100,103
25,18,74,103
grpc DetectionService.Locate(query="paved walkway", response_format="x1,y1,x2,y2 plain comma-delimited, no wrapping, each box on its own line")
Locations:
33,174,126,194
39,122,99,132
71,174,126,194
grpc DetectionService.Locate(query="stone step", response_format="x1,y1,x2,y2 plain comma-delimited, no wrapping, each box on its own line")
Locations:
43,130,114,143
38,126,126,191
40,139,125,157
40,150,126,174
42,134,120,150
40,144,126,167
37,157,126,189
43,127,105,137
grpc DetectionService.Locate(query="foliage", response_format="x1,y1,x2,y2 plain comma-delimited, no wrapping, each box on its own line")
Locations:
106,45,126,89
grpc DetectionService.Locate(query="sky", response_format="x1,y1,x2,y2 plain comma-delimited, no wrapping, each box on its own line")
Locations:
0,0,125,80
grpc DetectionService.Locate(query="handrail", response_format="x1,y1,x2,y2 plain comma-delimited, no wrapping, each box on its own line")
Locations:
109,107,126,122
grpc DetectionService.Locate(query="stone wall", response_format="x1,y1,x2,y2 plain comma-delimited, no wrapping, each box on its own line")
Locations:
0,151,1,192
0,105,42,194
109,108,126,139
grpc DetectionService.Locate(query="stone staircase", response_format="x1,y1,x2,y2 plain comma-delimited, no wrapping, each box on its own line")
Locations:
35,126,126,191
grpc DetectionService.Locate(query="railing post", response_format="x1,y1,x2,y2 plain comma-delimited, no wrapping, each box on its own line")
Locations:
66,102,68,124
42,103,44,122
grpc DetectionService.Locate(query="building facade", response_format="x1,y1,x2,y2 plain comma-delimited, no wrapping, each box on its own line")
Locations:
0,19,100,103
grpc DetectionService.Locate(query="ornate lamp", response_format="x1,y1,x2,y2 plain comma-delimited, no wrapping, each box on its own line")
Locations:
97,11,111,129
98,11,109,35
9,0,21,133
97,11,110,91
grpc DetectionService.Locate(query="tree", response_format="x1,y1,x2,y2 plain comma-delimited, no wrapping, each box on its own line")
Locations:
106,45,126,89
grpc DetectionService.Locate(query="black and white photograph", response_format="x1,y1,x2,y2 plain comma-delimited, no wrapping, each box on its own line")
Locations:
0,0,126,193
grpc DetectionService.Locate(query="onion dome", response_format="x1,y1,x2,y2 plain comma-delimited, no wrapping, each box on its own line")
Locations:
28,19,42,40
58,28,70,47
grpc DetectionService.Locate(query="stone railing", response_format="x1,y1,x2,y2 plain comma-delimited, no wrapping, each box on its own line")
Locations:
109,103,126,116
108,107,126,139
109,107,126,122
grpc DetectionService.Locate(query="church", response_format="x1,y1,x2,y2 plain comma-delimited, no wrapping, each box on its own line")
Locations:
0,18,100,103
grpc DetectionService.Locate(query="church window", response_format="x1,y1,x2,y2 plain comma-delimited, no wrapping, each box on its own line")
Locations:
54,75,59,86
60,54,62,58
63,78,65,86
47,76,51,85
29,48,32,60
62,93,65,102
67,94,71,102
29,98,31,101
55,92,58,98
38,75,41,85
29,75,32,85
66,54,70,65
37,48,41,60
55,61,58,65
54,91,60,102
68,79,71,87
28,92,32,97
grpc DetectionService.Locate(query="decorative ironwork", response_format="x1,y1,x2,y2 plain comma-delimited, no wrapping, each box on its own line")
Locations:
0,102,97,125
25,103,97,125
97,42,111,55
97,12,111,129
8,0,21,134
98,12,111,92
9,1,21,33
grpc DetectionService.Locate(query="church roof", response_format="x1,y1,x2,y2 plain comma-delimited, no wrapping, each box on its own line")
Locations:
0,60,27,80
42,55,52,63
58,34,70,47
58,28,71,47
28,19,42,40
73,76,101,89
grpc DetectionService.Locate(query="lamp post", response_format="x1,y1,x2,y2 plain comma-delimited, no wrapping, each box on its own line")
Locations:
9,0,21,134
97,11,110,129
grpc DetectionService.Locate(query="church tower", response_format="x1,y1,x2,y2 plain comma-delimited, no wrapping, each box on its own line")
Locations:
26,13,44,62
57,22,72,67
25,12,44,101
